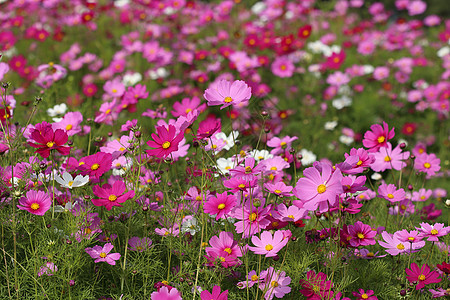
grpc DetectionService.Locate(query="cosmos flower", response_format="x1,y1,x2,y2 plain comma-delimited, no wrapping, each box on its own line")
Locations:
17,190,51,216
362,121,395,152
249,230,289,257
203,191,237,220
204,79,252,109
84,243,121,266
405,263,441,290
91,180,135,211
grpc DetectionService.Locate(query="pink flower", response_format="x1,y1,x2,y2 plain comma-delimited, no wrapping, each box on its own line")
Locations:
203,80,252,109
343,148,375,174
259,267,291,300
373,66,390,80
362,121,395,152
52,111,83,136
205,231,243,259
414,153,441,176
91,181,135,211
151,286,182,300
416,222,450,242
370,143,409,172
378,231,409,255
171,96,206,117
378,183,406,203
272,204,307,222
267,136,298,155
38,262,57,277
405,263,441,290
229,157,265,181
203,192,237,220
265,182,294,197
147,125,184,158
249,230,289,257
347,221,377,247
128,237,152,252
17,190,51,216
103,79,125,98
394,230,425,249
407,0,426,16
85,243,121,265
28,121,71,158
271,57,295,78
299,270,334,300
232,199,271,238
326,71,350,86
294,163,343,212
200,285,228,300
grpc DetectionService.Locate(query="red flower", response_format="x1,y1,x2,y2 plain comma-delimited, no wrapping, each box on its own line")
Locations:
298,25,312,39
401,122,417,136
147,125,184,158
405,263,441,290
28,122,71,158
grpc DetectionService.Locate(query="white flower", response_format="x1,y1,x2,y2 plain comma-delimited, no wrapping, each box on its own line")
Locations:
249,149,273,161
122,72,142,86
332,96,352,110
149,67,168,79
284,11,294,19
437,46,450,58
251,2,266,14
54,201,78,213
114,0,129,7
300,149,317,166
362,65,374,74
216,157,234,175
47,103,67,117
215,131,239,151
371,173,382,180
307,40,327,54
324,121,338,131
339,135,354,145
181,217,199,235
55,172,89,189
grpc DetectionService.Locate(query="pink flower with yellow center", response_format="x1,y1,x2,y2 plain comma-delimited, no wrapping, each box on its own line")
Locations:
91,180,135,211
203,191,237,220
203,79,252,109
17,190,51,216
147,124,184,158
85,243,121,266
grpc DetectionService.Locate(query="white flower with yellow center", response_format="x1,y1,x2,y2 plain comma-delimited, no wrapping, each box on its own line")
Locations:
55,172,89,189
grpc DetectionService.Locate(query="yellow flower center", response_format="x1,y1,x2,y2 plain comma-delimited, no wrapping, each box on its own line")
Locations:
271,281,279,287
418,274,425,281
224,247,232,254
108,194,117,201
217,203,225,210
270,166,277,171
280,141,287,148
185,108,192,113
30,203,40,210
112,89,117,94
46,141,54,148
317,184,326,194
280,64,286,70
356,160,363,166
357,233,365,239
224,96,233,103
387,193,394,199
397,243,405,250
274,189,282,194
423,162,431,169
377,136,385,143
244,166,252,173
408,237,415,241
161,280,169,285
251,275,258,281
367,252,374,257
162,141,171,149
384,156,391,162
105,109,111,114
238,184,246,189
361,294,369,299
119,147,125,151
99,252,107,258
400,205,406,210
288,215,294,219
68,181,74,187
430,229,438,235
249,213,257,221
91,163,99,170
219,257,225,262
65,124,73,130
265,244,273,251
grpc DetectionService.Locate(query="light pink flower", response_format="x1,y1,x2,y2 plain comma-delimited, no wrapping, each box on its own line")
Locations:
84,243,121,265
204,80,252,109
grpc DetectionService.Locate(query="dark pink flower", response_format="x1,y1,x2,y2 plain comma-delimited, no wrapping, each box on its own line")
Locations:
347,221,377,247
147,125,184,158
362,121,395,152
17,190,51,216
203,192,237,220
92,181,135,211
79,152,113,179
200,285,228,300
405,263,441,290
28,121,71,158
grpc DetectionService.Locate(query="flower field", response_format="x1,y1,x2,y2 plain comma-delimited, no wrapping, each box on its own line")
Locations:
0,0,449,299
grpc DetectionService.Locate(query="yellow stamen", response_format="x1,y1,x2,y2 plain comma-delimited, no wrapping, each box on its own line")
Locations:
108,194,117,201
265,244,273,251
162,141,171,149
249,213,257,221
317,184,326,194
30,203,40,210
423,162,431,169
377,136,385,143
46,141,54,148
99,252,107,258
224,96,233,103
91,163,99,170
217,203,225,210
65,124,72,130
224,247,232,254
397,243,405,250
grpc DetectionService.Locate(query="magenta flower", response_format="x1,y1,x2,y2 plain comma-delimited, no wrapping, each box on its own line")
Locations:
196,116,221,139
17,190,51,216
28,121,71,158
267,136,298,155
347,221,377,247
271,57,295,78
299,270,334,300
204,79,251,109
294,163,343,213
405,263,441,290
203,192,237,220
223,177,258,193
128,237,152,252
378,183,406,203
362,121,395,152
416,222,450,242
38,262,58,277
229,157,265,181
232,199,271,238
147,124,184,158
171,96,206,117
352,289,378,300
249,230,289,257
79,152,113,179
343,148,375,174
273,204,307,222
414,153,441,176
200,285,228,300
85,243,121,265
92,181,135,211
